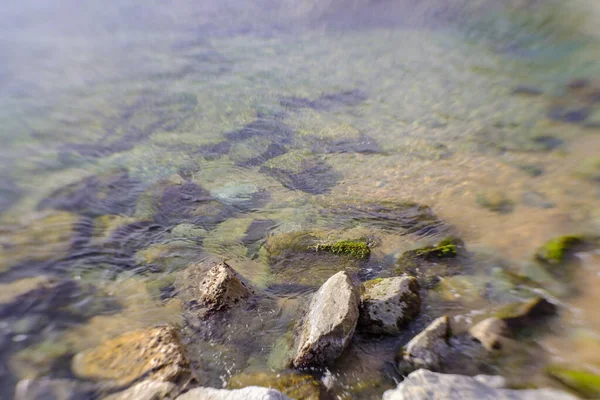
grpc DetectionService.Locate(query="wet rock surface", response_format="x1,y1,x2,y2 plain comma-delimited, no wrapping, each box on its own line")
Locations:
103,381,176,400
402,316,451,371
293,271,360,368
469,317,510,352
71,326,190,386
359,276,421,335
383,369,578,400
195,261,254,315
229,371,320,400
176,386,290,400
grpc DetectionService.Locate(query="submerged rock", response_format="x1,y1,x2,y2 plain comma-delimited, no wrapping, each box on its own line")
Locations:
37,171,142,217
315,239,371,260
72,326,190,386
476,191,514,214
196,261,254,315
469,318,510,352
259,153,342,195
521,191,555,209
383,369,578,400
104,381,176,400
402,316,451,371
495,297,557,333
229,371,320,400
535,235,585,265
400,238,460,263
280,89,367,111
293,271,360,368
359,276,421,335
323,200,446,237
177,386,289,400
0,211,80,273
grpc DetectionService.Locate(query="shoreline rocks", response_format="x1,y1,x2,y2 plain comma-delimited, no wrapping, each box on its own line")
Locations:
197,262,254,315
359,276,421,335
72,326,190,386
293,271,360,368
401,316,451,371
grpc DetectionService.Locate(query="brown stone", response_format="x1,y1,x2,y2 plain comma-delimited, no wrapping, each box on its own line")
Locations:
71,326,189,385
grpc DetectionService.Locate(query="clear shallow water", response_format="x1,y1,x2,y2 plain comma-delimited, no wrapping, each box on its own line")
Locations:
1,0,600,398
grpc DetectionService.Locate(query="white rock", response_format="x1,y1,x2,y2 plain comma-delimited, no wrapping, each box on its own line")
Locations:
103,381,175,400
293,271,360,367
176,386,290,400
403,316,450,370
383,369,578,400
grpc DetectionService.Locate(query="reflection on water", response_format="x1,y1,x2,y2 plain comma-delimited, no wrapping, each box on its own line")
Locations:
1,0,600,398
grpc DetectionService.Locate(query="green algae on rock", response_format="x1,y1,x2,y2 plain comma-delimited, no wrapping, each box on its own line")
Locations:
546,366,600,399
229,371,320,400
314,240,370,259
494,297,557,334
535,235,585,264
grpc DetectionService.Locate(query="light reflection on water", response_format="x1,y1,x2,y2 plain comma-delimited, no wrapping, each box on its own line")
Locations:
1,0,600,398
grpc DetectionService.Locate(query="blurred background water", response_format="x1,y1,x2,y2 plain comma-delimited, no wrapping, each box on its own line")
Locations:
1,0,600,398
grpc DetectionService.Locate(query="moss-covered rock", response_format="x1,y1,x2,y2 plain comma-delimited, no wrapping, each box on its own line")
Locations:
405,238,458,261
535,235,585,264
261,231,365,287
229,371,320,400
315,240,370,259
494,297,557,334
546,366,600,399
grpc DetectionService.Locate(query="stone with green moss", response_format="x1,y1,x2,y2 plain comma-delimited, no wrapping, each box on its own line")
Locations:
494,297,557,334
398,238,460,268
315,240,370,260
535,235,585,264
229,371,320,400
546,366,600,398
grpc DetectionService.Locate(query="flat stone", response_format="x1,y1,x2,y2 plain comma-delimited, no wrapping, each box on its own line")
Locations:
383,369,578,400
72,326,189,386
104,381,176,400
359,276,421,335
176,386,290,400
293,271,360,368
403,316,451,371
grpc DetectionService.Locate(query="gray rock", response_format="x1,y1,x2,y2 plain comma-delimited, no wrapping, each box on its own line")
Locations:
382,369,578,400
103,381,175,400
293,271,360,368
403,316,451,370
198,262,254,315
176,386,290,400
14,378,97,400
469,318,510,352
359,276,420,335
521,191,555,209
